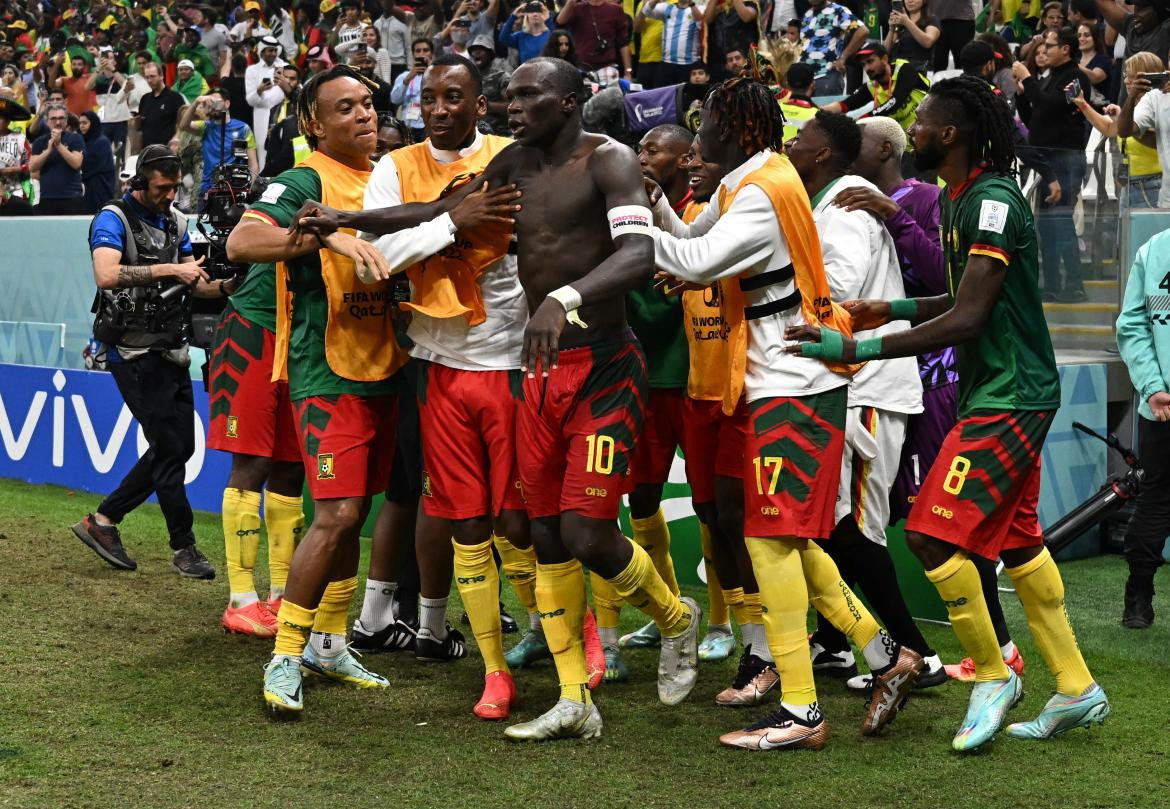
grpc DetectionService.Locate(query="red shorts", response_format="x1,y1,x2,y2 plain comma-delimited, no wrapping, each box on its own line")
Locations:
417,362,525,519
293,394,397,500
742,388,847,540
518,337,647,520
682,397,747,503
630,388,686,486
207,308,300,462
906,410,1053,561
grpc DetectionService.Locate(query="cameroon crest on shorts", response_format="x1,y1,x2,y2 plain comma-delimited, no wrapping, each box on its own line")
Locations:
318,453,335,480
226,416,238,438
421,470,433,497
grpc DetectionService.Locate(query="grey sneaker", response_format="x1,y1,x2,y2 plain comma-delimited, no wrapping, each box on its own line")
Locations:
172,545,216,579
72,514,136,571
503,698,603,742
657,596,701,706
619,619,661,649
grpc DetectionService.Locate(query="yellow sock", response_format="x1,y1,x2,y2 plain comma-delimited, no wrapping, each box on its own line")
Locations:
536,560,591,705
495,535,537,615
313,576,357,636
607,538,689,637
799,541,880,649
222,488,262,600
700,522,729,626
925,552,1011,682
723,586,747,627
263,491,304,598
589,570,624,631
1006,548,1094,696
631,508,680,596
274,599,316,657
454,538,508,675
745,536,816,706
742,590,764,625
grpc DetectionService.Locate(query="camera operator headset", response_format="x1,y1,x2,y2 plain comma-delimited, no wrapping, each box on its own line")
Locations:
79,144,221,578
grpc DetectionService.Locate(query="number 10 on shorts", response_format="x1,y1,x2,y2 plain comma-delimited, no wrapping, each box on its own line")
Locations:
753,456,783,495
585,433,615,475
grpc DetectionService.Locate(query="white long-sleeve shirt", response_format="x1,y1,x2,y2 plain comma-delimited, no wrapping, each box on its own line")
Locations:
361,130,525,371
812,175,922,414
652,149,848,401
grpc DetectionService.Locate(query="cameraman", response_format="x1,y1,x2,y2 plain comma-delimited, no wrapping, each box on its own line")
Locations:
74,145,224,578
177,87,258,199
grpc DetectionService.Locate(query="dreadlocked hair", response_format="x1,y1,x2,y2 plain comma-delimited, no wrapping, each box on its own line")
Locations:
296,64,379,150
926,74,1017,175
706,77,787,157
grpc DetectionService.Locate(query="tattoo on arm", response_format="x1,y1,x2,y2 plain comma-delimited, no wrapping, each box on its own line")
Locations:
117,265,154,287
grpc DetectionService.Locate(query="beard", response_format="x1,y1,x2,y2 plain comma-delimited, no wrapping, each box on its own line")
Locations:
912,136,945,172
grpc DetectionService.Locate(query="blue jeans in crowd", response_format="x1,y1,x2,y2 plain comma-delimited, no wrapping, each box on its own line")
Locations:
1036,149,1086,298
1127,175,1162,209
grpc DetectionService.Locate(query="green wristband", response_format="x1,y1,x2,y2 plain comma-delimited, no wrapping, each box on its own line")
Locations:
888,298,918,322
800,327,845,361
855,337,883,361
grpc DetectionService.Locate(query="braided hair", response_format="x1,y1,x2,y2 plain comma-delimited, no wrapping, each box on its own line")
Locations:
926,74,1016,175
705,76,787,157
296,64,379,150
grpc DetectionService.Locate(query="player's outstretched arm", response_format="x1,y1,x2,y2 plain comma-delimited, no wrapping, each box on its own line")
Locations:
652,183,775,286
787,254,1006,362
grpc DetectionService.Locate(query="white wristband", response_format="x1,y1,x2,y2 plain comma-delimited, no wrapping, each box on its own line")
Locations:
548,285,588,328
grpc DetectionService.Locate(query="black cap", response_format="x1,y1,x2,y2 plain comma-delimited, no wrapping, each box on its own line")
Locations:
0,95,31,121
853,41,888,60
959,40,997,73
787,62,816,89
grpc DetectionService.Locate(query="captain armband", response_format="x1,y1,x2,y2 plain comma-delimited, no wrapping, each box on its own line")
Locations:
608,205,654,241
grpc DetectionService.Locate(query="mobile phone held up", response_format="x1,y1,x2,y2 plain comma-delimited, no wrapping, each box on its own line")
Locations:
1144,71,1170,90
1064,82,1078,103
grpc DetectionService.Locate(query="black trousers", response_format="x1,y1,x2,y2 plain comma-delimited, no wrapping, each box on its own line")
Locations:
35,196,87,216
931,19,976,72
1124,416,1170,580
99,354,196,550
813,518,935,658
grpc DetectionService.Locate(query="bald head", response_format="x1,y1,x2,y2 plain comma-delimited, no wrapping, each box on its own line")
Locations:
646,124,694,152
521,57,583,97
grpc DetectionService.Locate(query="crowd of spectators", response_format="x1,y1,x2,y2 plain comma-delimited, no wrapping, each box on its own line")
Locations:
1,0,1170,277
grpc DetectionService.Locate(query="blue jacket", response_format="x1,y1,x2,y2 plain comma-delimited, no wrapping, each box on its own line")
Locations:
1117,229,1170,420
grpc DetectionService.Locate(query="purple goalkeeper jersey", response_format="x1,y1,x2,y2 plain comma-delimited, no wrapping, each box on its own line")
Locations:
887,179,957,392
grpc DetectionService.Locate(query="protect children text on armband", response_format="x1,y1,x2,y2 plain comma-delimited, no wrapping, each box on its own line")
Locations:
608,205,654,241
548,285,588,329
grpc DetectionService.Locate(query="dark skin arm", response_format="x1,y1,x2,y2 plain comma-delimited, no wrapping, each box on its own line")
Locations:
785,255,1007,361
284,175,520,238
522,141,656,376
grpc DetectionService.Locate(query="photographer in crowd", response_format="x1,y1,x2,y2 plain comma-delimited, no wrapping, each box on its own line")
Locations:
74,145,225,578
1012,26,1090,302
1118,65,1170,209
556,0,633,81
391,38,434,139
177,87,258,200
245,36,287,168
87,47,135,159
